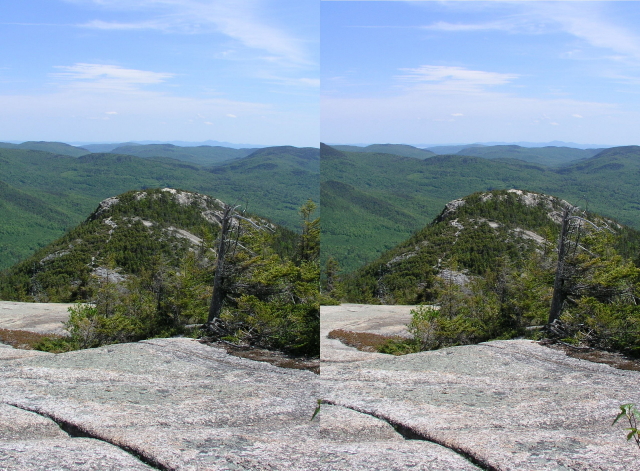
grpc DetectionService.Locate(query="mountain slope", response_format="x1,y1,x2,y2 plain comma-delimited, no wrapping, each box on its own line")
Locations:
0,180,76,268
425,144,486,154
110,143,255,165
0,188,296,302
0,141,91,157
320,143,556,272
206,146,319,224
457,145,602,167
320,143,640,273
341,189,640,304
321,180,419,269
0,188,319,355
80,142,141,153
332,144,437,159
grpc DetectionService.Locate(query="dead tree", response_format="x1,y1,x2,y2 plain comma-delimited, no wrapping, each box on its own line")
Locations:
548,207,572,325
547,206,609,325
206,203,271,325
207,203,236,324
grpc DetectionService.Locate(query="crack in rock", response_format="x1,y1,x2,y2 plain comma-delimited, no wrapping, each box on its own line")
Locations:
3,402,169,471
321,400,498,471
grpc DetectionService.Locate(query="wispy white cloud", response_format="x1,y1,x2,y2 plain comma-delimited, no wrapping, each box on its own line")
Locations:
0,83,299,142
73,0,313,67
422,3,640,66
51,63,175,91
298,78,321,87
253,72,320,91
543,3,640,61
422,19,518,33
396,65,519,93
80,19,163,30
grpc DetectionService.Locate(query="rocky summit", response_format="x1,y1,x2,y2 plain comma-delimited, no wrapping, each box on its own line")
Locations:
0,187,289,304
341,188,640,305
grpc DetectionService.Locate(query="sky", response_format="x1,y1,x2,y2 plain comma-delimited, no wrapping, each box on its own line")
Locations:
322,1,640,146
0,0,319,147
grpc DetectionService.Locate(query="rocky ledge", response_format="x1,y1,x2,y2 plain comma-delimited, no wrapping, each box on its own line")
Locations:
0,337,477,470
0,303,638,469
321,304,640,470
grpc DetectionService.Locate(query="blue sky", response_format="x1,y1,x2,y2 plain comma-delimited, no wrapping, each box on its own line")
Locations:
322,1,640,146
0,0,319,146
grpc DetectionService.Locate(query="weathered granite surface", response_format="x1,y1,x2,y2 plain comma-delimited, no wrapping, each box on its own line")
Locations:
1,301,638,469
0,301,73,335
322,304,640,470
0,337,477,470
0,403,153,470
0,341,52,360
321,304,415,363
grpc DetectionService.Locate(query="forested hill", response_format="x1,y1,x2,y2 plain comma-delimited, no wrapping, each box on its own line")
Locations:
340,189,640,305
0,188,319,356
0,188,296,303
329,143,602,166
108,143,256,165
320,143,640,273
0,141,91,157
455,145,603,167
331,144,436,159
0,146,318,270
0,140,304,166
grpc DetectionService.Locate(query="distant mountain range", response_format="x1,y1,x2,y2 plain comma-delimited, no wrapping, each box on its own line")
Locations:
329,143,604,166
0,140,263,164
331,144,436,160
321,143,640,273
0,145,318,270
104,144,257,165
328,140,612,150
5,138,639,276
0,141,91,157
77,139,267,150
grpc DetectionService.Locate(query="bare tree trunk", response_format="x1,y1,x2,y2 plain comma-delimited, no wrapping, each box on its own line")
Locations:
207,205,233,323
548,208,570,324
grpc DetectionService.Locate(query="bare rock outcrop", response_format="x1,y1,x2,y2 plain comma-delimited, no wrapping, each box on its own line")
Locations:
0,337,477,470
2,302,638,469
0,301,73,336
321,304,640,470
0,403,153,470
